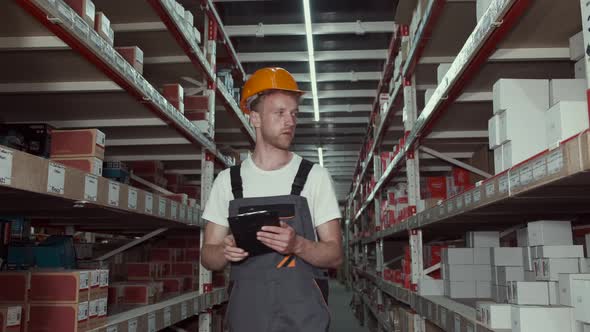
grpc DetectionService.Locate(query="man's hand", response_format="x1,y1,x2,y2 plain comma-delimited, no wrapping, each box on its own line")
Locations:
223,235,249,262
257,221,302,255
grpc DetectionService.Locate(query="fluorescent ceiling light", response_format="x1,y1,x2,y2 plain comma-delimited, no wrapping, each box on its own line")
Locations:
318,147,324,166
303,0,320,122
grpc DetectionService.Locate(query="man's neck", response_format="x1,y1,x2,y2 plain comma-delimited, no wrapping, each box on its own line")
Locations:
251,143,292,171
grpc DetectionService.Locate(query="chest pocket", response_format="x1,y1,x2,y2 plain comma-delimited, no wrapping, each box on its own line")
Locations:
238,204,296,220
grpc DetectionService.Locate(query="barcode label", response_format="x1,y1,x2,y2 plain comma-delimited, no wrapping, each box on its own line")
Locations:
47,162,65,195
57,2,73,22
7,306,21,326
456,196,463,209
148,313,156,332
473,189,481,203
78,302,89,321
84,174,98,201
485,182,495,198
108,181,120,206
509,171,520,189
547,149,564,175
128,188,138,210
520,165,533,185
499,175,509,194
128,319,138,332
171,202,178,220
181,302,188,319
0,148,13,186
159,198,167,217
145,193,153,214
533,158,547,179
164,307,172,326
79,271,90,290
465,193,472,206
107,326,118,332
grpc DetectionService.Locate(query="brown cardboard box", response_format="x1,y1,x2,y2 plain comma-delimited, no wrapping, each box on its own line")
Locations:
163,84,184,114
468,145,494,185
94,12,113,45
0,272,30,303
127,263,161,280
150,248,181,262
64,0,95,26
169,263,199,277
8,148,48,195
0,305,22,332
155,278,184,294
109,282,162,305
51,157,103,176
50,129,105,159
29,271,90,304
115,47,144,74
28,302,88,332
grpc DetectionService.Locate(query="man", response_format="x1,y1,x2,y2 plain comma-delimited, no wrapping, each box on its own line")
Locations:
201,67,343,332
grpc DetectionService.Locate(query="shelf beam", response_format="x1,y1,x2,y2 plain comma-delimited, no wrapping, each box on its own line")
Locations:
419,146,492,179
0,81,122,93
96,228,168,262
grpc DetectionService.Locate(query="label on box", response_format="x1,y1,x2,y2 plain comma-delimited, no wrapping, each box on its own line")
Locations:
188,208,193,224
96,130,106,147
465,193,472,206
0,148,13,186
89,30,104,50
547,149,564,175
440,307,447,325
128,188,138,210
447,201,454,213
164,307,171,326
171,202,178,220
193,298,199,312
47,162,65,195
57,2,74,23
79,271,90,289
439,205,445,217
108,181,120,206
181,302,188,319
100,270,109,287
473,189,481,203
145,193,153,214
456,196,463,209
85,0,96,18
7,306,21,326
485,182,495,198
74,16,89,36
159,198,166,217
98,298,107,316
91,270,100,288
100,14,110,37
84,174,98,201
128,319,138,332
498,175,509,194
509,171,520,189
78,302,89,322
180,205,186,221
520,165,533,185
148,312,156,332
533,158,547,180
107,326,118,332
89,299,98,317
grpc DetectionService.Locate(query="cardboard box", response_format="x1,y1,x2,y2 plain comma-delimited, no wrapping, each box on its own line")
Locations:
418,279,444,296
109,282,162,305
94,12,113,45
517,228,529,247
523,247,534,271
163,84,184,114
156,278,184,294
442,248,474,265
535,258,579,281
508,281,549,305
183,248,200,262
0,272,29,303
476,281,492,298
149,248,181,262
29,270,90,304
536,245,584,259
127,263,161,280
546,101,588,147
497,266,525,286
511,305,573,332
488,115,502,149
575,58,587,79
549,79,586,106
477,302,511,329
444,280,476,298
64,0,95,26
570,31,584,61
547,281,559,305
493,79,549,115
472,247,491,265
169,263,198,277
491,247,524,266
572,279,590,324
467,231,500,248
437,63,451,85
493,284,509,303
115,47,144,74
0,305,22,332
527,220,573,246
494,145,504,174
50,129,105,159
558,274,590,306
28,302,89,332
51,157,103,176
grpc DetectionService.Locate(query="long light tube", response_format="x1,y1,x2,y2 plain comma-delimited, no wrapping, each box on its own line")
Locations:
318,147,324,166
303,0,320,121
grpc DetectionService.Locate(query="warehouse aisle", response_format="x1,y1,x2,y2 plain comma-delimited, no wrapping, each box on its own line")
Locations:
329,280,368,332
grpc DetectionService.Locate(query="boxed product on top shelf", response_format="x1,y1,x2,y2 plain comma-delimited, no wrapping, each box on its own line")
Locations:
102,161,130,184
163,84,185,114
94,12,114,45
50,129,106,160
0,123,53,158
115,46,144,74
64,0,95,27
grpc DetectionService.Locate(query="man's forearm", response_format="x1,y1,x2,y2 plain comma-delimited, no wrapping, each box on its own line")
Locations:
294,236,343,269
201,244,228,271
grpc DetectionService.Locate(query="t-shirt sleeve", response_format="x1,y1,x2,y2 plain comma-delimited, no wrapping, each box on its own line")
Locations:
201,169,231,228
310,166,342,228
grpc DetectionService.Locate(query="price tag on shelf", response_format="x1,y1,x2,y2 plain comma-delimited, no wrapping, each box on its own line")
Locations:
147,312,156,332
533,158,547,180
447,201,453,213
47,162,65,195
84,174,98,201
108,181,120,207
509,170,521,190
485,182,495,198
106,326,118,332
89,30,104,51
104,46,115,64
159,198,166,217
439,205,445,217
128,188,138,210
128,318,138,332
145,193,153,214
498,175,509,194
171,202,178,220
115,54,126,72
440,308,447,326
181,302,188,319
74,16,89,37
547,149,564,175
464,193,472,206
0,148,13,186
57,2,74,24
473,189,481,203
456,196,463,210
180,205,186,222
187,208,194,224
520,165,533,185
164,307,171,326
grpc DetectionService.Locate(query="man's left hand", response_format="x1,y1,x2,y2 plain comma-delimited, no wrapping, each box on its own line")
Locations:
257,221,302,255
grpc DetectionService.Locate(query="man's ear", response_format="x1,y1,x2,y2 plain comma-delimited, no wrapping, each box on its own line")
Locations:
250,110,262,128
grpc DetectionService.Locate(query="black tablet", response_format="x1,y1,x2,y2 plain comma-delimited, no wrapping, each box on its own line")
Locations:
228,210,281,257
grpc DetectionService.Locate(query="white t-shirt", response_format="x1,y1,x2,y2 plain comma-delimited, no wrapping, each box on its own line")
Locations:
202,153,341,228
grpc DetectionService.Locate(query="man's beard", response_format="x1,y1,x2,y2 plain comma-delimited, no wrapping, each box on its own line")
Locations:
262,130,293,150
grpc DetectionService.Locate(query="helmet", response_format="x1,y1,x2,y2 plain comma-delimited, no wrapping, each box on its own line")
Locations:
240,67,304,114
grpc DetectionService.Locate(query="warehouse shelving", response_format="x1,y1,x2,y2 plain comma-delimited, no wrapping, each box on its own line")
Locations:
347,0,588,331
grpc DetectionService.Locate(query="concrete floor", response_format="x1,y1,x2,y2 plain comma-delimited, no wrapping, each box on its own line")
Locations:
328,280,369,332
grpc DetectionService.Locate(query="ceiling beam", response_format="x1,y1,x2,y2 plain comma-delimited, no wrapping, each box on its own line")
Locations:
290,72,381,82
0,81,122,93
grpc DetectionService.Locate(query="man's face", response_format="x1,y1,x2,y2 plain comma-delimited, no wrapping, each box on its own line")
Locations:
252,91,299,150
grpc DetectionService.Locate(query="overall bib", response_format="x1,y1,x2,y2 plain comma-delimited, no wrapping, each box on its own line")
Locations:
226,159,331,332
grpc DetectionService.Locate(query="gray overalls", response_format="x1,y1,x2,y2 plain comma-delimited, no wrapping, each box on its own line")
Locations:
226,159,331,332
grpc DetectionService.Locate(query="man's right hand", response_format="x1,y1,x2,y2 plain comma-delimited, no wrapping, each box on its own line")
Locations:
223,235,249,262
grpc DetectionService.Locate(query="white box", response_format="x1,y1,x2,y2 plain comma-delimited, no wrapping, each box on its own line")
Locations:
546,101,589,148
494,145,504,174
477,281,492,298
442,248,474,265
418,278,444,296
488,115,502,149
493,79,549,115
536,258,580,281
492,266,500,284
508,281,549,305
576,58,587,79
525,270,536,281
476,301,493,323
437,63,452,85
511,305,574,332
559,274,590,306
475,265,493,281
493,284,509,303
536,245,584,259
502,141,513,170
523,247,534,271
476,0,492,21
444,265,476,281
527,220,573,246
549,79,586,106
425,89,435,105
474,247,491,265
570,31,585,61
487,303,512,329
184,10,194,26
491,247,524,266
498,107,548,168
548,281,559,305
467,231,500,248
517,228,529,247
498,266,525,286
572,279,590,324
444,280,476,298
580,258,590,273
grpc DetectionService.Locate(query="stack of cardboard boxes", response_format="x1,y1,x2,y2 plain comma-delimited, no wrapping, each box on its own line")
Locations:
50,129,106,177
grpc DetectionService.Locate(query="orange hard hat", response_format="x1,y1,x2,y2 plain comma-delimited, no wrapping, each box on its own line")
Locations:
240,67,305,114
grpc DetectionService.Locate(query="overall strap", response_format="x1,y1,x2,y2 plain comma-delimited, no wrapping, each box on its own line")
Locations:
291,159,314,196
230,164,243,199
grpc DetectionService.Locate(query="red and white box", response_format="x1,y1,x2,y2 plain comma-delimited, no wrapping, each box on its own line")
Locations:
0,305,22,332
109,282,163,305
184,96,209,121
127,161,164,176
150,248,182,263
164,193,188,205
115,46,144,74
94,12,113,45
0,272,30,303
28,302,89,332
423,177,447,199
64,0,95,26
169,263,199,277
183,248,200,262
163,84,185,114
29,270,90,304
156,278,184,294
164,174,184,187
51,157,103,176
50,129,106,159
127,263,161,280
